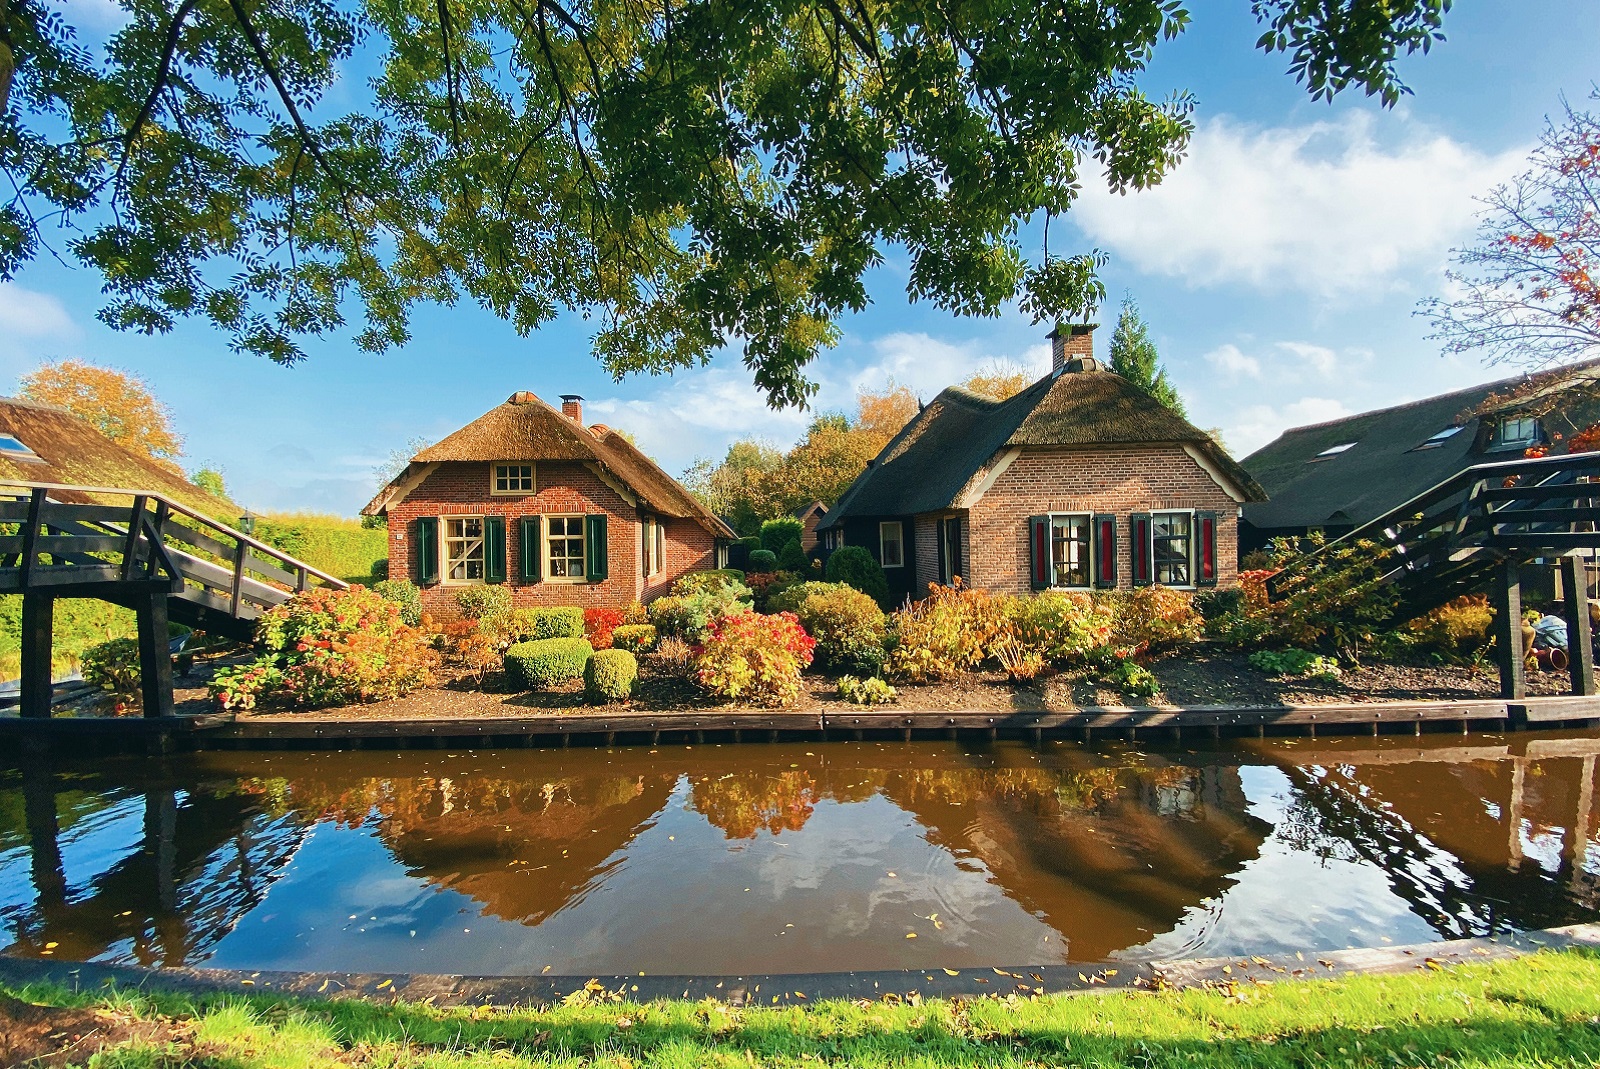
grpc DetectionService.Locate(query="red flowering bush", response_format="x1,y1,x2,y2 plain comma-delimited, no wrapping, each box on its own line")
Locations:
694,611,816,706
245,585,439,708
584,607,625,650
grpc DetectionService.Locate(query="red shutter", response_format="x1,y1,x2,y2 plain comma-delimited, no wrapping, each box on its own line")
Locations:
1196,510,1218,587
1029,516,1049,590
1093,514,1116,589
1130,513,1151,587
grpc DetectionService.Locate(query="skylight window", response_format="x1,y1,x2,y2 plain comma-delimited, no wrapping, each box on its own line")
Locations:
1412,425,1464,451
1311,442,1357,461
0,433,41,461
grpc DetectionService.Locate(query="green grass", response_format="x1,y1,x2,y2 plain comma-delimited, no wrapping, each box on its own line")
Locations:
10,949,1600,1067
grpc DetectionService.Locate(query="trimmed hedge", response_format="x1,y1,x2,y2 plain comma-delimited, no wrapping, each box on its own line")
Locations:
527,606,585,639
585,648,638,703
760,517,803,554
455,585,512,620
611,623,658,654
504,637,593,689
825,545,891,607
255,513,387,583
778,537,809,572
748,549,779,571
672,569,747,596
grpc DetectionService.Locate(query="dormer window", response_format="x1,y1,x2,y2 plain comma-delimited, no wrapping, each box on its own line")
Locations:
0,433,41,461
492,463,535,494
1311,442,1356,461
1492,416,1540,449
1412,426,1463,451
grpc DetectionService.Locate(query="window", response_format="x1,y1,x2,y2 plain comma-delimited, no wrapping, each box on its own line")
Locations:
493,464,534,494
1493,416,1540,448
1049,514,1092,588
879,521,904,568
1151,512,1192,586
1312,442,1357,461
444,517,485,582
642,515,666,577
940,517,963,585
0,433,40,461
1413,426,1463,451
546,515,586,579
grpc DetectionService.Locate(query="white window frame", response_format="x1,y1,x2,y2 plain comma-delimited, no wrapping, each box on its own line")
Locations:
1412,426,1463,451
1046,513,1094,590
442,514,487,585
1493,416,1540,449
1311,442,1357,461
491,463,536,495
642,515,666,577
544,513,587,583
879,520,905,569
1149,509,1195,589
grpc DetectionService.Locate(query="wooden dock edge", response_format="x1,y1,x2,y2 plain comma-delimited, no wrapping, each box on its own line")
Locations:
6,694,1600,753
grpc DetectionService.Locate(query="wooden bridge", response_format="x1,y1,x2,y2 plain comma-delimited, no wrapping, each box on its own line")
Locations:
1,482,347,719
1268,451,1600,700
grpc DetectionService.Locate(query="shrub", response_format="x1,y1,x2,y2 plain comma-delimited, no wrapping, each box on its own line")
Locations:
504,637,594,689
651,580,753,640
824,545,890,607
372,578,423,627
585,648,638,703
497,606,586,640
760,517,804,554
1194,587,1243,623
993,636,1047,682
1005,593,1114,663
648,595,695,637
454,584,512,621
792,583,887,677
1103,586,1202,653
1405,595,1494,661
766,580,833,615
370,559,390,582
209,658,284,711
672,569,747,597
82,637,141,698
454,631,501,685
1249,647,1342,681
611,624,659,654
694,611,817,706
778,537,809,573
1104,657,1160,698
653,635,695,679
837,675,898,705
621,601,649,625
1263,534,1397,656
885,581,1009,682
585,607,626,650
252,585,438,707
749,549,779,572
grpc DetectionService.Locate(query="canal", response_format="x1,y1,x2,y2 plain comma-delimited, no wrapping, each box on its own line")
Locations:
2,732,1598,975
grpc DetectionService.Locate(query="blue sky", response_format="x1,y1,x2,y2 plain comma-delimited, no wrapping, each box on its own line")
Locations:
5,1,1598,516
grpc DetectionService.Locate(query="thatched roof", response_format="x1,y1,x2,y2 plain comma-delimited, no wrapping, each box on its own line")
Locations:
1241,359,1600,532
0,396,234,516
364,391,734,537
823,367,1264,526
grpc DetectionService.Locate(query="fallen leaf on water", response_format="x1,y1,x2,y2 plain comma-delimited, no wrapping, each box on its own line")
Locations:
905,933,917,939
943,969,960,976
993,968,1008,976
794,992,807,999
1078,973,1089,983
317,980,330,993
44,942,57,949
1104,969,1117,977
542,966,552,974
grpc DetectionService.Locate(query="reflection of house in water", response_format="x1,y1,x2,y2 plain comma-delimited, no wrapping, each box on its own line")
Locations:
2,764,309,967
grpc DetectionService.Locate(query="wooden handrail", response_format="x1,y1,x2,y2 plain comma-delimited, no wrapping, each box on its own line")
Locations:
0,481,349,589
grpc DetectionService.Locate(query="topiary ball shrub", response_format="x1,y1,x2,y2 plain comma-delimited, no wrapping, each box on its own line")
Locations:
824,545,890,607
611,623,658,654
748,548,779,572
527,606,585,639
777,537,808,573
454,584,512,620
373,578,423,626
504,637,594,689
585,648,638,703
760,517,804,554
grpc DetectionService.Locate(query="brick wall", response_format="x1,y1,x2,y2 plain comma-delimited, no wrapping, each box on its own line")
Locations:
387,461,715,619
967,446,1241,596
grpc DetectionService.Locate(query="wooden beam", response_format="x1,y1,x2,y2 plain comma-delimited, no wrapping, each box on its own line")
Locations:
1494,557,1527,700
19,593,53,719
135,592,175,719
1563,555,1596,696
17,487,45,587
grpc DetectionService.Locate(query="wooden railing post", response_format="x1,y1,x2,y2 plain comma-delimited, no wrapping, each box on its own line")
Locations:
121,494,148,580
1494,557,1527,701
1563,554,1596,697
296,565,308,592
18,487,46,587
230,540,247,619
149,500,170,578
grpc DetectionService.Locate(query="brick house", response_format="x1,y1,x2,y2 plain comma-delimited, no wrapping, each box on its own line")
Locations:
363,391,734,618
818,326,1266,604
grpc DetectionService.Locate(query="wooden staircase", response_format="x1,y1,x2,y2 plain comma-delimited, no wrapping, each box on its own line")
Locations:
1267,452,1600,698
0,483,348,719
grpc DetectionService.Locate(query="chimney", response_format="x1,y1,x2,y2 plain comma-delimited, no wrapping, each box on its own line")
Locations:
560,394,584,423
1049,323,1098,374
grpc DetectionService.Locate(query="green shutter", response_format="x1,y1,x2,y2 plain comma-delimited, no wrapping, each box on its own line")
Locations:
519,516,542,583
484,515,507,584
414,517,438,585
1028,515,1049,591
585,514,609,582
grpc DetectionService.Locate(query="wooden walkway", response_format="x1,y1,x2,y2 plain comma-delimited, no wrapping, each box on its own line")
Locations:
8,693,1600,753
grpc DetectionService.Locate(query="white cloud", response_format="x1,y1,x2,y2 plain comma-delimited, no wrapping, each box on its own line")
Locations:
842,332,1052,402
1224,397,1353,458
62,0,131,31
1073,113,1526,298
1203,344,1261,379
0,283,77,340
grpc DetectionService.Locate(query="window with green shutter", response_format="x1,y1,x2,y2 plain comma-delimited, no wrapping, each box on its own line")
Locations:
413,517,438,585
483,515,507,584
519,516,542,583
585,514,609,582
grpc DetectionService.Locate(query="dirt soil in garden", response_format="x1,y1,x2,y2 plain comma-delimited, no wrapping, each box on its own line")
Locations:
0,992,194,1068
187,643,1582,725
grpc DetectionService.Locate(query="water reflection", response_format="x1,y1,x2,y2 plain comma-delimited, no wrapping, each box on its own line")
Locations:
1,735,1597,974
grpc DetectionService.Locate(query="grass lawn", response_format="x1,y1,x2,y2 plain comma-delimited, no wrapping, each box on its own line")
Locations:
6,950,1600,1067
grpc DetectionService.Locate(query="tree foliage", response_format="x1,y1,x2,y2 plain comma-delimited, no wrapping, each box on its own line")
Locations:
1422,91,1600,373
961,359,1035,402
19,358,183,468
2,1,1448,406
1108,296,1186,416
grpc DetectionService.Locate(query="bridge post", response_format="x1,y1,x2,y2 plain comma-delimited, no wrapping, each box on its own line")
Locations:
136,591,175,719
19,593,54,719
1561,555,1596,696
1493,557,1526,701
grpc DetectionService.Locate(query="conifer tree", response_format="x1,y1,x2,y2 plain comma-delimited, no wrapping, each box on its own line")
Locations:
1108,298,1187,418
